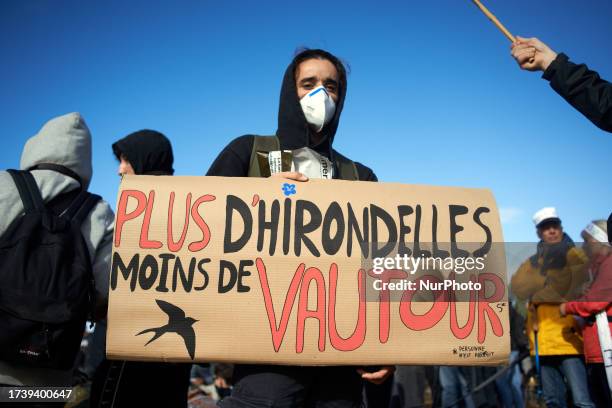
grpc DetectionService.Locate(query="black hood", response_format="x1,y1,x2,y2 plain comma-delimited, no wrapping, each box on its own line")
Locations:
112,129,174,175
276,50,347,159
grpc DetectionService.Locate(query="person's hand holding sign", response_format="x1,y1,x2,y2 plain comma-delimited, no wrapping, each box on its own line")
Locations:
511,37,558,72
271,171,309,182
357,366,396,385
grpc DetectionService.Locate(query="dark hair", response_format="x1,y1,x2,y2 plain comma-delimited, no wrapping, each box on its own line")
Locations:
292,48,349,94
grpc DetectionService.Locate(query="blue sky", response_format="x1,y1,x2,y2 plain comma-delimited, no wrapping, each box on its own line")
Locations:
1,0,610,242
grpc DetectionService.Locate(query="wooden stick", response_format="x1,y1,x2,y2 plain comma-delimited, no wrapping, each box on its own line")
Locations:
471,0,516,43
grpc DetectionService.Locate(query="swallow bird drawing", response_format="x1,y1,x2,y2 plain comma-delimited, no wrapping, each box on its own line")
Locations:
136,299,198,360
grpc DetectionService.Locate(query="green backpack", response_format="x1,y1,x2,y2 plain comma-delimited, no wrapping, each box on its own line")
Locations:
247,135,359,180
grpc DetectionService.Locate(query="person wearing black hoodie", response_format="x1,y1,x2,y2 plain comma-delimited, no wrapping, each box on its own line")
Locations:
510,36,612,133
207,49,392,407
89,130,191,408
207,49,376,181
112,129,175,176
511,36,612,264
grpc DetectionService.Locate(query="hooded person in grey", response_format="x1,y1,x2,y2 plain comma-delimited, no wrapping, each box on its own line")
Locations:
0,112,114,386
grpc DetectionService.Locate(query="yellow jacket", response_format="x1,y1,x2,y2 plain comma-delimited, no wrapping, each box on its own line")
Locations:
511,245,589,356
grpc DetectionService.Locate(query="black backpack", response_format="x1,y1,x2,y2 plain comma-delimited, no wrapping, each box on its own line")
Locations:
0,166,101,370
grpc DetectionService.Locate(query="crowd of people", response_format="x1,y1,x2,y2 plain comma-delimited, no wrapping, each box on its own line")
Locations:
0,35,610,408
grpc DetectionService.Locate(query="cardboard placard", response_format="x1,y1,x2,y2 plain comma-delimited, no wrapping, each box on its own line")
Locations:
106,176,509,365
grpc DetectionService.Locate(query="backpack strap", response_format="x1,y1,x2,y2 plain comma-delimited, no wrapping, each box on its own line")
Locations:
62,191,101,322
248,135,280,177
28,163,84,188
333,151,359,181
63,191,101,224
7,169,45,213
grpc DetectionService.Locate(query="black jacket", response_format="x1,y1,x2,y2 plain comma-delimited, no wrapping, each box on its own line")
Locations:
206,58,377,181
543,53,612,133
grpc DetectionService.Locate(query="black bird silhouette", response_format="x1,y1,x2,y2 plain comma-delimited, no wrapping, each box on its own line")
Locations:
136,299,198,359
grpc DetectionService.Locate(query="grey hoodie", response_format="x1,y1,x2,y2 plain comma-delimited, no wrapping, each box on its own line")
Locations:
0,112,114,386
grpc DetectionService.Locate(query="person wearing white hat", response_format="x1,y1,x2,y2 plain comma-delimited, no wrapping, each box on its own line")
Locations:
561,220,612,407
533,207,561,225
511,208,594,407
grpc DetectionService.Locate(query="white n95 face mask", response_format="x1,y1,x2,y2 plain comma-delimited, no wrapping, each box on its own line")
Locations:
299,86,336,132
